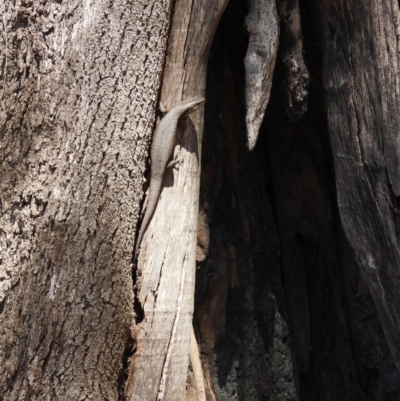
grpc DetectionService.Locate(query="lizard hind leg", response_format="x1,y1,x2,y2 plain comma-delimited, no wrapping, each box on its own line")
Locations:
166,157,183,170
166,146,183,170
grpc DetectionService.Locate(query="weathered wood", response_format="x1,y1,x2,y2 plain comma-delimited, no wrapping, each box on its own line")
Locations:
277,0,309,121
189,326,207,401
125,0,228,400
3,0,400,399
0,0,171,399
314,0,400,370
264,81,375,398
193,0,400,398
244,0,279,150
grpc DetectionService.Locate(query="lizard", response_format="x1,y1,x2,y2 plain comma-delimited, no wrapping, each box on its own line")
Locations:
135,97,206,256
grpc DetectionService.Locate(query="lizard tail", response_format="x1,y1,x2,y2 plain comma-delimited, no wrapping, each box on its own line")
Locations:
134,177,163,256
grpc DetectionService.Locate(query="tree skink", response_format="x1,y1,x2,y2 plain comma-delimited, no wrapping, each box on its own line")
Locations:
135,97,206,256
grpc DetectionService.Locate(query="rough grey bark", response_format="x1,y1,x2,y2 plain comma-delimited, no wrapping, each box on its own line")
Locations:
0,0,171,399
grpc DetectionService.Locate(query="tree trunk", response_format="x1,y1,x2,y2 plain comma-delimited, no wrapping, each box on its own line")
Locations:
2,0,400,400
312,0,400,372
1,0,171,399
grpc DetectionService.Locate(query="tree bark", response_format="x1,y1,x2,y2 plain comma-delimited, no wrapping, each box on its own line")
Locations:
1,0,171,399
2,0,400,400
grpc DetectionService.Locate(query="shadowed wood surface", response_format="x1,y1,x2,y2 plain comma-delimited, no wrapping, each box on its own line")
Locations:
313,0,400,372
193,0,400,399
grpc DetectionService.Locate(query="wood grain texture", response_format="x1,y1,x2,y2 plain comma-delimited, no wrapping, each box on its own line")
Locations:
125,0,228,400
189,326,207,401
314,0,400,371
244,0,279,150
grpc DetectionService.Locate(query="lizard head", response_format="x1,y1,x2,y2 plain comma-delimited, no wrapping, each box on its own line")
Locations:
181,97,206,117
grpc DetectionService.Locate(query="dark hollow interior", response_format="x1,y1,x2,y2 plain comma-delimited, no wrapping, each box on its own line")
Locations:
195,0,400,399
